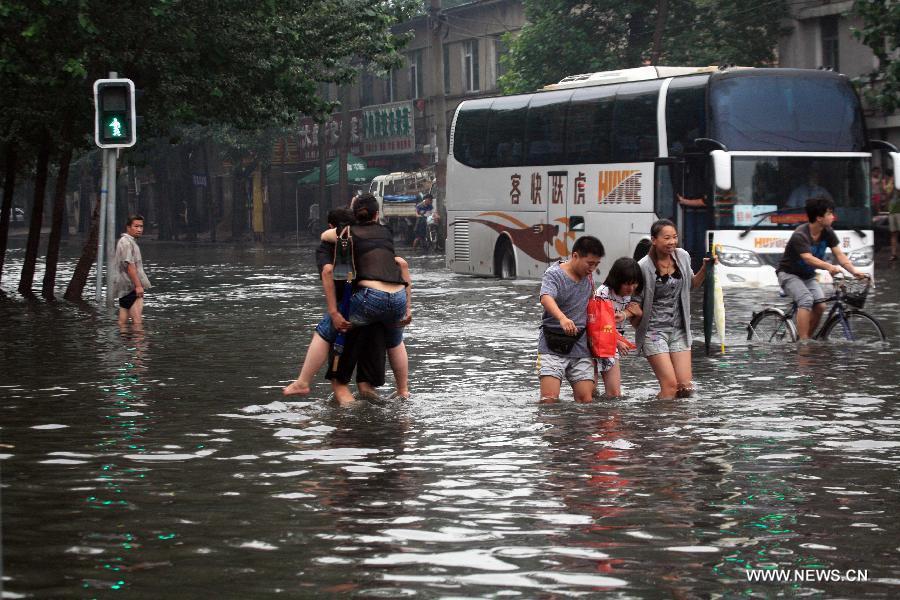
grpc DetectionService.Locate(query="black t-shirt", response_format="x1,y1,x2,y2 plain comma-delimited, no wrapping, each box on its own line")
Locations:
777,223,839,279
315,241,334,276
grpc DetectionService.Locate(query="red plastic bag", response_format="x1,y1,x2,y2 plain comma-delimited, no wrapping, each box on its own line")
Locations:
587,297,617,358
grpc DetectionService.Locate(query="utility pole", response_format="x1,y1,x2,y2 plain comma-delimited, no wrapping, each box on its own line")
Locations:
429,0,448,186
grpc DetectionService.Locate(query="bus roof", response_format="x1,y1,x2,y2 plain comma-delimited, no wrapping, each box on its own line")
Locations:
542,65,740,90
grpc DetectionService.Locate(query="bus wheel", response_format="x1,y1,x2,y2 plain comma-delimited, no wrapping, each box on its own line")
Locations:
633,239,651,261
495,239,516,279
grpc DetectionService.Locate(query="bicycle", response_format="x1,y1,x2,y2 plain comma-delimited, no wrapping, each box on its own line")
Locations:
746,275,886,344
422,213,443,253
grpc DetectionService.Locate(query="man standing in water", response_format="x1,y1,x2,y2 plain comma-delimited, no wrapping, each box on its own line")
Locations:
537,235,605,403
113,215,152,326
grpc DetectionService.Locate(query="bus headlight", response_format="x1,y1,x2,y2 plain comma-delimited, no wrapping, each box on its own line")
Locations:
847,246,873,267
715,245,761,267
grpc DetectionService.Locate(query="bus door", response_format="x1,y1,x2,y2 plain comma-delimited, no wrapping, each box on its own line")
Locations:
547,170,570,260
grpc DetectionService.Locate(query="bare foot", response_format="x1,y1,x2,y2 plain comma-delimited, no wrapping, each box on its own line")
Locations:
334,389,356,406
282,380,310,396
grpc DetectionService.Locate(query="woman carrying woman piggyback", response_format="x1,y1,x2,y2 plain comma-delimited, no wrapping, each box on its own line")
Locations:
627,219,713,399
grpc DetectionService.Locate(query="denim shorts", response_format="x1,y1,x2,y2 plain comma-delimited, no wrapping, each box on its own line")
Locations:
316,289,407,349
537,354,595,384
348,287,407,348
641,328,690,357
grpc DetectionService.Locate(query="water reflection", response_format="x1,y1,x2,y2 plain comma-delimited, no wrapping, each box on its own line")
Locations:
1,243,899,597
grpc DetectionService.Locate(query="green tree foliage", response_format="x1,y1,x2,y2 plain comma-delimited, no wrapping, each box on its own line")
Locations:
852,0,900,113
499,0,789,94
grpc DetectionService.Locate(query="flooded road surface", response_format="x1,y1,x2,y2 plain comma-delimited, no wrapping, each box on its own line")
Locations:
2,240,900,598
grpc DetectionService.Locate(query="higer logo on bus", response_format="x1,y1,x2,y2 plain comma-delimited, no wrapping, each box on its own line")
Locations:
598,170,642,205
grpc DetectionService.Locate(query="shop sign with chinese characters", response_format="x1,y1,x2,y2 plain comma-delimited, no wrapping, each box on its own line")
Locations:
363,100,415,156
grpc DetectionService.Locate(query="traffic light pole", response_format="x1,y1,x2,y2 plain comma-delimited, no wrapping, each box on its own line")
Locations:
96,148,109,304
105,150,117,305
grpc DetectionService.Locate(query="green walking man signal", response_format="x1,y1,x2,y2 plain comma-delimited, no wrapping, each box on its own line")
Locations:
94,78,136,148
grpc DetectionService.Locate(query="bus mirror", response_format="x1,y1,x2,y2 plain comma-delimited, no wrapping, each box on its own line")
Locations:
711,150,732,191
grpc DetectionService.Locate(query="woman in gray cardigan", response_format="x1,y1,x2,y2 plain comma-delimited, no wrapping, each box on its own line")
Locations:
624,219,712,399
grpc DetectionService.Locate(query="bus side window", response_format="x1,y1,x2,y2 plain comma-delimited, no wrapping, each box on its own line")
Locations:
526,90,571,166
486,96,529,167
613,80,661,163
565,85,617,165
655,160,679,224
453,99,493,168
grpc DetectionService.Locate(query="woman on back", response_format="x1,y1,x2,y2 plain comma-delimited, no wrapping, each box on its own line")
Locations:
628,219,712,399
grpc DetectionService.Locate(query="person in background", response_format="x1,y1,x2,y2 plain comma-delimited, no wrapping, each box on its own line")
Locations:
776,197,867,339
870,166,883,214
787,170,833,208
112,215,152,327
412,193,434,250
537,235,605,404
628,219,712,399
884,168,898,262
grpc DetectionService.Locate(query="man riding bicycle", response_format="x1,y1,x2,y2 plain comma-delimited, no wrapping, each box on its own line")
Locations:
776,197,866,340
412,193,434,250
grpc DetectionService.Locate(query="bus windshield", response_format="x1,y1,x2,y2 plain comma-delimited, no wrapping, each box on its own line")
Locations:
714,157,870,230
709,73,866,151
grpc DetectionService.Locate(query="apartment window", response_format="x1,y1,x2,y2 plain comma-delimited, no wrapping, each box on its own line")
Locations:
409,50,424,99
463,40,480,92
443,44,451,95
495,37,509,82
385,69,397,103
361,73,375,107
821,15,839,71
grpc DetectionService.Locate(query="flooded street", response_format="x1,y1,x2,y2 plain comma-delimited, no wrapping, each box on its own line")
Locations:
2,240,900,598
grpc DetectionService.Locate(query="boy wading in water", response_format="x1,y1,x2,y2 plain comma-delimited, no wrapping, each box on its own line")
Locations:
537,235,605,403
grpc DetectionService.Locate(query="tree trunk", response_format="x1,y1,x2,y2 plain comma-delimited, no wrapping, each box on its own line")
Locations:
318,120,328,215
0,143,18,287
650,0,668,65
63,192,101,302
42,143,74,299
152,153,174,240
231,165,245,241
18,132,51,296
338,84,351,204
201,141,215,242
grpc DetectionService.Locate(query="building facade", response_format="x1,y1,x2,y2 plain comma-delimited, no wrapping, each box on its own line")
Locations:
778,0,899,153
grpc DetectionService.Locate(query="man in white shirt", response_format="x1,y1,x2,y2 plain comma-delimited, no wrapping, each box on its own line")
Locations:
113,215,152,326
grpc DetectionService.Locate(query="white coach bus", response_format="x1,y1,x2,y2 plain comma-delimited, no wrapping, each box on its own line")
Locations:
445,66,899,285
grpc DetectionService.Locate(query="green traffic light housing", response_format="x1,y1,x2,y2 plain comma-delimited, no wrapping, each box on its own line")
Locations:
94,78,136,148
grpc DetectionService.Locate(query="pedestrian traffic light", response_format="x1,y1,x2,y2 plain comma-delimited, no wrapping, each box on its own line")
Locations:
94,78,136,148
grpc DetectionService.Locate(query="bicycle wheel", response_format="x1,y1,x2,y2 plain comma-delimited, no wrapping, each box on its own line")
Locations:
821,309,886,344
747,309,797,344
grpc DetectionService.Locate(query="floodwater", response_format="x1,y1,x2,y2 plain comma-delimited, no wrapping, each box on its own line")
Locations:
2,239,900,598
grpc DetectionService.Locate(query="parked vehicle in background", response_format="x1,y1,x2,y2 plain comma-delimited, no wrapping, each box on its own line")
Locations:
12,207,25,225
369,169,437,243
445,65,896,284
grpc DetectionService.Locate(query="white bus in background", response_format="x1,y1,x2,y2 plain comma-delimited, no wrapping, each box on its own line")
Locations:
445,65,899,285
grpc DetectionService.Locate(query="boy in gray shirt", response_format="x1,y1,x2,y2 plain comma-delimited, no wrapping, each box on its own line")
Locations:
538,235,605,403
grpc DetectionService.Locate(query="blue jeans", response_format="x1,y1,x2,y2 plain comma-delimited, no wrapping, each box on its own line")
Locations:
349,287,407,348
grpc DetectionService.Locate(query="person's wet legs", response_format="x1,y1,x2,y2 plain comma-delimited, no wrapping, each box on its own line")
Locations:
647,353,678,399
284,333,330,396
